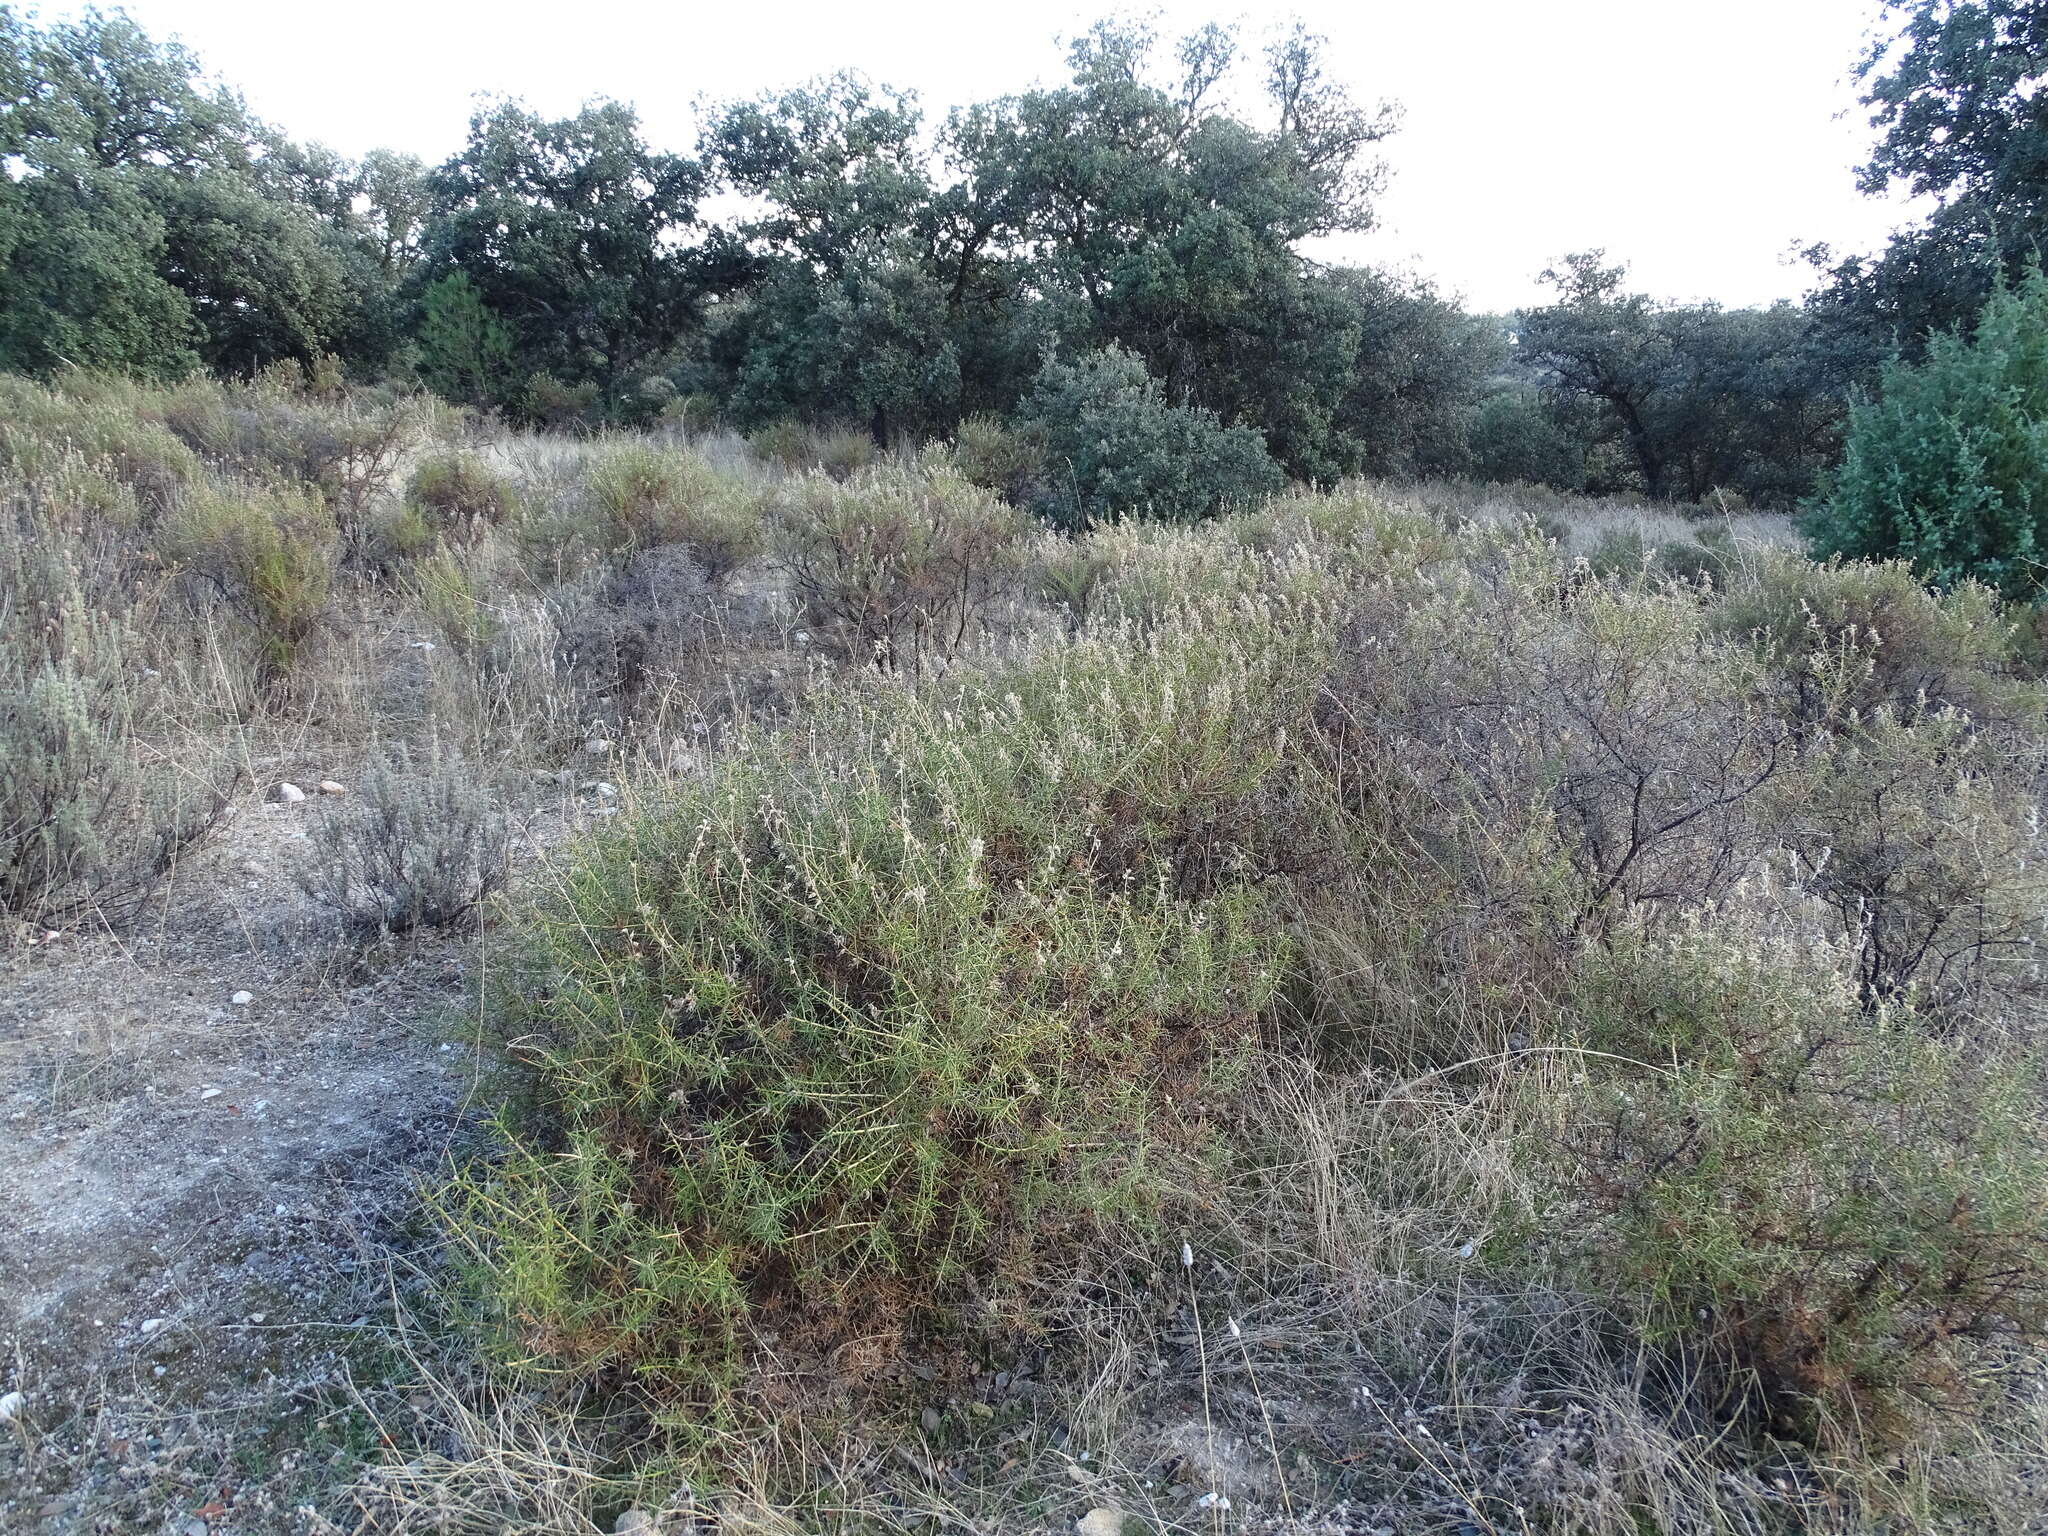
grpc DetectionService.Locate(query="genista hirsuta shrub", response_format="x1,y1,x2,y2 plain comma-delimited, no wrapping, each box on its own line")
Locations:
582,441,766,585
773,462,1028,668
163,481,336,683
406,450,522,542
1552,915,2048,1436
448,610,1337,1409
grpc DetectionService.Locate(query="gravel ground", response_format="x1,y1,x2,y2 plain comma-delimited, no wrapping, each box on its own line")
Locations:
0,768,506,1534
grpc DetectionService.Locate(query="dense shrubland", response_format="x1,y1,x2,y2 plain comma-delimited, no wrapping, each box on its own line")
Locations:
11,363,2045,1526
13,1,2048,1527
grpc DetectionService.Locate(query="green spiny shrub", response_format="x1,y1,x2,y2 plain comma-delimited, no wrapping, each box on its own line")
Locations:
447,620,1334,1409
582,442,766,584
1553,916,2048,1438
747,420,875,481
773,463,1028,667
949,413,1046,504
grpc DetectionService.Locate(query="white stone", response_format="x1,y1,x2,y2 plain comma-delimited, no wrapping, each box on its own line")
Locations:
1076,1510,1127,1536
199,1088,223,1101
140,1318,165,1335
0,1390,23,1422
230,991,253,1006
318,780,346,796
614,1511,655,1535
274,782,306,804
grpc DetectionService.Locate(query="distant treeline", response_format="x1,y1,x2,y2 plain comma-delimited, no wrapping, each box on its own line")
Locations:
0,2,2036,509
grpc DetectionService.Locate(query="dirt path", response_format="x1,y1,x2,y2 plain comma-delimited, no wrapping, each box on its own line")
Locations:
0,778,486,1533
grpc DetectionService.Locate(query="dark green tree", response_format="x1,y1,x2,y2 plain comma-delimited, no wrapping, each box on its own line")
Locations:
1519,254,1843,504
699,74,970,441
1325,268,1506,478
1814,0,2048,360
421,99,709,416
417,271,515,407
0,6,405,375
1810,265,2048,598
1019,345,1284,525
956,20,1398,476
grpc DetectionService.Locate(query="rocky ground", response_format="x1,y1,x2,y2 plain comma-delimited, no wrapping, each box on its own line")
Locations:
0,765,529,1534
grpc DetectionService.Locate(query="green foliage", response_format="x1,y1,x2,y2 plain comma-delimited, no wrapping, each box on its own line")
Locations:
1324,268,1507,479
1558,918,2048,1432
417,272,515,409
0,9,397,375
1712,548,2029,725
423,100,708,418
1810,267,2048,598
1464,388,1587,490
450,623,1314,1403
1019,347,1284,526
298,740,510,935
1585,524,1735,588
1519,253,1844,506
581,442,766,583
1813,0,2048,360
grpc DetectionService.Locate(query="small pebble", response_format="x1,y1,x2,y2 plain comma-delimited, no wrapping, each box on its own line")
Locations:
230,990,253,1006
140,1318,165,1335
199,1088,223,1101
1076,1511,1127,1536
0,1390,24,1421
318,780,346,796
274,782,306,804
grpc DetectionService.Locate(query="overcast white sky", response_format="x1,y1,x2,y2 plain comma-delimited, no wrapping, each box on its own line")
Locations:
72,0,1921,312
